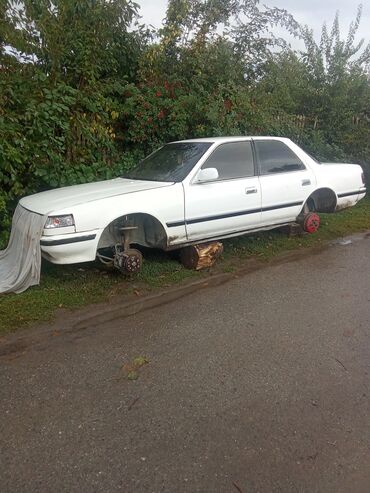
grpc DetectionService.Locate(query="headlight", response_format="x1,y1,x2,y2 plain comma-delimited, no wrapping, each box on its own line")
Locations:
45,214,75,229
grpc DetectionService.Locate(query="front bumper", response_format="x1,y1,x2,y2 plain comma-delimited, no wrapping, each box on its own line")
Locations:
40,230,101,264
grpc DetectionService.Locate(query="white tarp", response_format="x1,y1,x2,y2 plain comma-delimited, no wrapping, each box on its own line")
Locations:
0,205,47,294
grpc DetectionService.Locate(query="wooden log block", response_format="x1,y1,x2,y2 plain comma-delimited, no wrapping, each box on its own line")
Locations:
280,223,305,237
180,242,224,270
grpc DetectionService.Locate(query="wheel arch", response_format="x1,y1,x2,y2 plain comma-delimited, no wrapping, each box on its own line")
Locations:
97,212,169,251
302,187,337,213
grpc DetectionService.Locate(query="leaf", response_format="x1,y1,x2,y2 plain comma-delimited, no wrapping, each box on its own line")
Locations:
127,371,138,381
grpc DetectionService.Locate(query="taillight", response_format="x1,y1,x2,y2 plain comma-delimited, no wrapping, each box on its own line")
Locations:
361,172,365,185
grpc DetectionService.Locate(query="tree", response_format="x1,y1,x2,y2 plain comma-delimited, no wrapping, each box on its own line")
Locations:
0,0,146,245
140,0,300,84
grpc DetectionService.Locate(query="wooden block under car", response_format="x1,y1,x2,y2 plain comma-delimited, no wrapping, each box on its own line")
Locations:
280,223,305,237
180,242,224,270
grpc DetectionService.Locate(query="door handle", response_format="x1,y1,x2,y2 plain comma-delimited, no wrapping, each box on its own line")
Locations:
245,187,258,194
302,179,311,186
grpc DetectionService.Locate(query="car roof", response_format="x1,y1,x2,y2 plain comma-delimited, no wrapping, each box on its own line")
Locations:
171,136,291,144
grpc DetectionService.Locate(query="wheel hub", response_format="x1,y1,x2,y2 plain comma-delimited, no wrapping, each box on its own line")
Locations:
113,247,143,274
303,212,320,233
123,250,142,273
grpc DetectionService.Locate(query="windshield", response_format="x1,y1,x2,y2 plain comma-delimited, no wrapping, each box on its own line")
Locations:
123,142,212,182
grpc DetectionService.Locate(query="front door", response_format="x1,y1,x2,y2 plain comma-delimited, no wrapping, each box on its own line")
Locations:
184,141,262,241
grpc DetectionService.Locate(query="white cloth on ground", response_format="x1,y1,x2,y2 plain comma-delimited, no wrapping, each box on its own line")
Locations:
0,204,47,294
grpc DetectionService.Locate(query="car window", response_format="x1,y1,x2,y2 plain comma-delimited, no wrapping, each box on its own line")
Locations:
255,140,306,175
201,141,255,180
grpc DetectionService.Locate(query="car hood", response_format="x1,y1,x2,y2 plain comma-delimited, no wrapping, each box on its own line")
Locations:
20,178,173,215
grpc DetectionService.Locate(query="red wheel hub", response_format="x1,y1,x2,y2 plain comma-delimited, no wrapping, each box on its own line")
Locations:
303,212,320,233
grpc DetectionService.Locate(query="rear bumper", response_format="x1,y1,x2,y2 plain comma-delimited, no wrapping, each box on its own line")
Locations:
40,230,101,264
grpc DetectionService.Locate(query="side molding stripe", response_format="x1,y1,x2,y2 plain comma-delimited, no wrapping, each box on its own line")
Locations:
41,234,97,246
166,201,303,228
337,190,365,198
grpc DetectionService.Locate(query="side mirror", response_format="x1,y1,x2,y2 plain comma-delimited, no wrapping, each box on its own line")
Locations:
196,167,219,183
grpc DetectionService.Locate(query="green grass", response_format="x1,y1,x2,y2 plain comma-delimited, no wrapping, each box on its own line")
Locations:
1,197,369,335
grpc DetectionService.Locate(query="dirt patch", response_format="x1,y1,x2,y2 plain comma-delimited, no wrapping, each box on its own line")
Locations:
0,339,29,359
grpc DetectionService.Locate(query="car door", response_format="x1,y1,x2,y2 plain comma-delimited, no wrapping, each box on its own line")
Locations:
184,140,262,241
254,139,316,226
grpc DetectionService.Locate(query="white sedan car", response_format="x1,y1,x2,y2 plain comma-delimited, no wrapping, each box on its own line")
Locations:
19,136,366,272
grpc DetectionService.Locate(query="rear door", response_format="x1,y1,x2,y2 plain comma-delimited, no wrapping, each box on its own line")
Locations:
254,139,316,226
184,140,262,241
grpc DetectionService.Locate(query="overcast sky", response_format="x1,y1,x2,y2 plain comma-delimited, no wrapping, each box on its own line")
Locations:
135,0,370,50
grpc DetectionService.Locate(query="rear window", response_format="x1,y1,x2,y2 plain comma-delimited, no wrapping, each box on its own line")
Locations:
255,140,306,174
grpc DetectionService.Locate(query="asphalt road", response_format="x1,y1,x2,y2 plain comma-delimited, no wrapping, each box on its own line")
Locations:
1,234,370,493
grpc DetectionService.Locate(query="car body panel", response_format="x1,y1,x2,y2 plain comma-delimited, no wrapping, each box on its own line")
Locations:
20,178,173,215
314,162,366,206
258,169,317,226
184,176,262,241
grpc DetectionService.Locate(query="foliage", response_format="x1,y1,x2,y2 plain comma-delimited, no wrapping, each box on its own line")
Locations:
0,0,145,244
0,0,370,247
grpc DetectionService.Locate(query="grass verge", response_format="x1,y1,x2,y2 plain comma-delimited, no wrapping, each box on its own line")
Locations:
1,197,369,335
